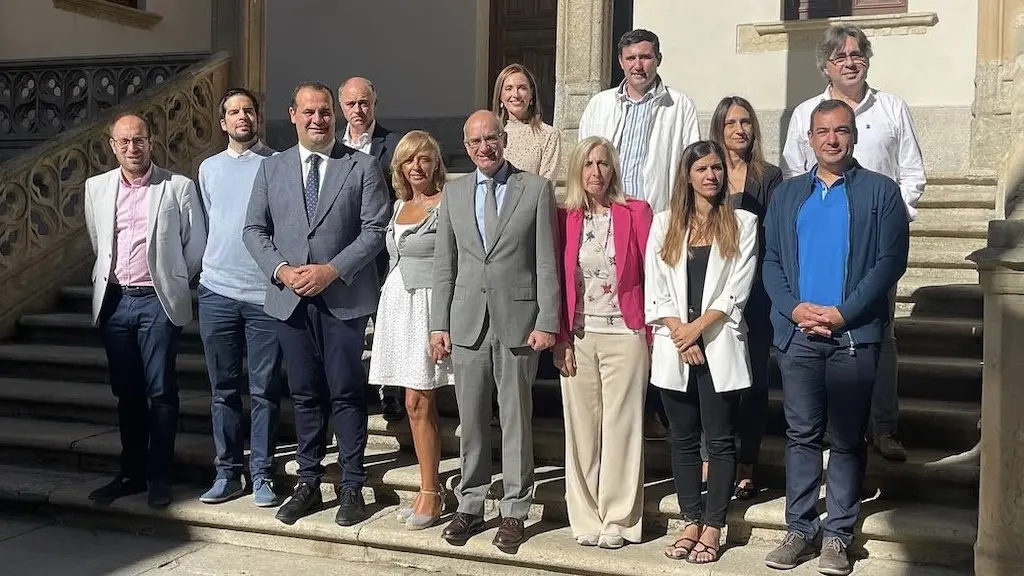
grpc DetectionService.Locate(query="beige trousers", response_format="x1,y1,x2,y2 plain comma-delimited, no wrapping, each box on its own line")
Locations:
560,330,648,542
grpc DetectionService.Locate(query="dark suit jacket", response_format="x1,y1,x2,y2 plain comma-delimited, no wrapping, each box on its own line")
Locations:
369,123,401,194
242,141,389,321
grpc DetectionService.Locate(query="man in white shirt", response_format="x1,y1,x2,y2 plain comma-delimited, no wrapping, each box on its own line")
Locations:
578,28,701,442
781,25,925,462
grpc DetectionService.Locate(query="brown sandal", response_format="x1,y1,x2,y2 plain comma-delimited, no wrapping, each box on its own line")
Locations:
664,522,702,560
686,540,720,564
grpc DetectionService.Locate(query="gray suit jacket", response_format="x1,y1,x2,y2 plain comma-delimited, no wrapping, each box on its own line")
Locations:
243,142,389,321
430,163,560,348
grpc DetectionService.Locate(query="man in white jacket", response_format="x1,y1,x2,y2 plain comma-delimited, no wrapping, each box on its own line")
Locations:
578,28,700,441
578,28,700,215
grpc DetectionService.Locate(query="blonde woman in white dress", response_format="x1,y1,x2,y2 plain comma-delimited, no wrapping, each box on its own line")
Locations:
367,130,454,530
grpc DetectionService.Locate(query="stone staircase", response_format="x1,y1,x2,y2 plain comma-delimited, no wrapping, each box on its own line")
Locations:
0,236,983,576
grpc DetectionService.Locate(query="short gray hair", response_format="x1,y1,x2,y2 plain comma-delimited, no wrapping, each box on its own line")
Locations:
815,25,873,77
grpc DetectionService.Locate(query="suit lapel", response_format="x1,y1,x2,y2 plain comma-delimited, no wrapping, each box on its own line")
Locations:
703,240,726,312
486,172,525,256
146,167,168,243
310,143,354,230
459,175,486,256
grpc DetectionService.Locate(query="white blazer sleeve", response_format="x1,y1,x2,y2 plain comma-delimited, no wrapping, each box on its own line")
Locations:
644,216,680,324
180,178,207,278
781,110,810,179
577,96,597,140
895,101,926,221
84,178,98,255
707,213,758,325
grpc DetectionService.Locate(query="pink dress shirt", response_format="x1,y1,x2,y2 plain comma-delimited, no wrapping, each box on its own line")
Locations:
112,164,154,286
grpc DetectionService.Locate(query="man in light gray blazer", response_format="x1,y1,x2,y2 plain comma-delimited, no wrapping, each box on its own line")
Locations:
84,112,206,508
430,110,560,552
243,81,388,527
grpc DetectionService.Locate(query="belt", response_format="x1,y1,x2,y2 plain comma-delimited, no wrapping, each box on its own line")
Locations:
110,284,156,296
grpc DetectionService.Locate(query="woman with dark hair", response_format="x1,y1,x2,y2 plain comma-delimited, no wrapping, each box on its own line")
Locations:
491,63,560,181
709,96,783,499
646,140,757,564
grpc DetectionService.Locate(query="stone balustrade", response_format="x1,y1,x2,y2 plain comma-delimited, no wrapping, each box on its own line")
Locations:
0,51,230,338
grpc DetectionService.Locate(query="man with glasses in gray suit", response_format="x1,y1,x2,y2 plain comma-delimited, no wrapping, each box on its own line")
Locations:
430,110,560,552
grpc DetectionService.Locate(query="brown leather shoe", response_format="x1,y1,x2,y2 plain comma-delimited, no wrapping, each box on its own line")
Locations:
492,517,526,552
442,512,484,543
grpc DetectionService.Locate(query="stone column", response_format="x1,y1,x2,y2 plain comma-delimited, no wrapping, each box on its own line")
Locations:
970,0,1023,174
552,0,613,185
968,220,1024,576
239,0,268,107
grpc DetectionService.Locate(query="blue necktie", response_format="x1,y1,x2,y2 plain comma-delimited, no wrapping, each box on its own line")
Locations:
305,154,321,222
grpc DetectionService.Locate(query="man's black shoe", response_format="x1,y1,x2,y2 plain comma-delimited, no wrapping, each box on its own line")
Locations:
147,481,173,508
442,512,484,543
88,476,147,505
334,485,367,526
275,482,323,525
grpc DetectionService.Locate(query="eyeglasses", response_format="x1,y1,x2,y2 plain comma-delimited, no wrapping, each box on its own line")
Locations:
828,52,867,65
464,133,501,149
111,136,150,150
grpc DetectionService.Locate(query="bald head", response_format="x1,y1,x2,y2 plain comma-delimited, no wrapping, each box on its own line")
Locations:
339,77,377,137
108,113,153,178
463,110,506,176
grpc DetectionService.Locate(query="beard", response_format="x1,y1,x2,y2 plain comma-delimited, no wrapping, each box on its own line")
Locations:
228,129,257,144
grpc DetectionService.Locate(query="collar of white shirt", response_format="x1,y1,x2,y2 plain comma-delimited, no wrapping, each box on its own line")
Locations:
298,140,335,166
225,140,269,159
824,84,876,114
343,121,375,151
475,161,511,187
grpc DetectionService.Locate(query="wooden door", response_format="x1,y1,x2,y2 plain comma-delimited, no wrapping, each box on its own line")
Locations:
489,0,558,124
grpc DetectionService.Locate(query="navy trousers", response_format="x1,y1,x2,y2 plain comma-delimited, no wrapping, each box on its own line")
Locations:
197,285,283,482
98,288,181,484
276,297,369,487
777,330,879,545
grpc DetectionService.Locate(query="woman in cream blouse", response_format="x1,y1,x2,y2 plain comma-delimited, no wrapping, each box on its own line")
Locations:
491,63,560,181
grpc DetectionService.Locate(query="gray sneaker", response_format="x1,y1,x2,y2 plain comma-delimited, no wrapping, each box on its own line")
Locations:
764,531,817,570
818,537,852,575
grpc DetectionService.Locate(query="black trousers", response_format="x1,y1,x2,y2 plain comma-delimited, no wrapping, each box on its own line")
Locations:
736,326,773,465
98,288,181,484
661,358,740,528
277,297,369,487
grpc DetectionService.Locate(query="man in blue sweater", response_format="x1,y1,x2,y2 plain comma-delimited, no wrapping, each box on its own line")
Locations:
196,88,283,508
762,100,909,576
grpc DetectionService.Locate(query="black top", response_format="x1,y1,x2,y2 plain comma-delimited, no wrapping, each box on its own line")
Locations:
730,163,783,335
687,244,712,323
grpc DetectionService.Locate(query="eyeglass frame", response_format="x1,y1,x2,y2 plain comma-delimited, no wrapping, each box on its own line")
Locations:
827,51,868,66
463,132,504,150
110,136,152,150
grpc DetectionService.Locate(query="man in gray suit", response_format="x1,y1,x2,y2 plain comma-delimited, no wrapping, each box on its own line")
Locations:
430,110,560,552
243,81,388,527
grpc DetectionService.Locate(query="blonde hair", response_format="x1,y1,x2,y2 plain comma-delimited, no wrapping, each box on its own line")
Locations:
491,63,543,133
563,136,627,211
660,141,740,267
390,130,447,201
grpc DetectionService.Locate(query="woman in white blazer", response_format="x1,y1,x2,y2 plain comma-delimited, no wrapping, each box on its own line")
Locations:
645,140,757,565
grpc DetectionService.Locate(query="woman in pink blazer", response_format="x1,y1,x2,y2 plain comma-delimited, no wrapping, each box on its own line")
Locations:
553,136,654,549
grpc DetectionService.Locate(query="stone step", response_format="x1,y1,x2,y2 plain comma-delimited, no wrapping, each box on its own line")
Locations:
916,184,996,209
0,463,972,576
892,316,982,358
907,236,986,270
0,376,980,455
896,268,981,318
912,207,996,231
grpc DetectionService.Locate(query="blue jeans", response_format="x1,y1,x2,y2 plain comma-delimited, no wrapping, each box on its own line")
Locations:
98,288,181,484
777,330,879,545
198,285,283,481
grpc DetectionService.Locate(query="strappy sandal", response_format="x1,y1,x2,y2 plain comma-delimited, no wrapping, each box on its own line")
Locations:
405,488,445,531
686,540,720,564
664,522,702,560
734,479,758,500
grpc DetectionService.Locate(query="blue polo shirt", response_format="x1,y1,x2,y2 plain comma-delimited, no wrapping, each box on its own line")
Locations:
796,176,849,307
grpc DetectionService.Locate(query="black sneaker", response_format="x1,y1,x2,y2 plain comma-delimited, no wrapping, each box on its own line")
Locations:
381,393,406,423
764,531,817,570
334,485,366,526
147,481,173,508
275,481,323,525
88,475,147,505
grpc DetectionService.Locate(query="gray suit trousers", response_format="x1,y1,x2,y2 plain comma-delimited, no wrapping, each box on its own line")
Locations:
451,314,538,520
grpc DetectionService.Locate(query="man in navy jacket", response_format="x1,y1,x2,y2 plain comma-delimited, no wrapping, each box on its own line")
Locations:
761,100,909,576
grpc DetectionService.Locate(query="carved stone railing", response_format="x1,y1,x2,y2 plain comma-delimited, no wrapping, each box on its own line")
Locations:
0,51,229,338
0,52,208,162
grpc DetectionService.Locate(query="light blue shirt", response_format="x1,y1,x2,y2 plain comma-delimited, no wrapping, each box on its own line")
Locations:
474,162,511,246
616,78,664,200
